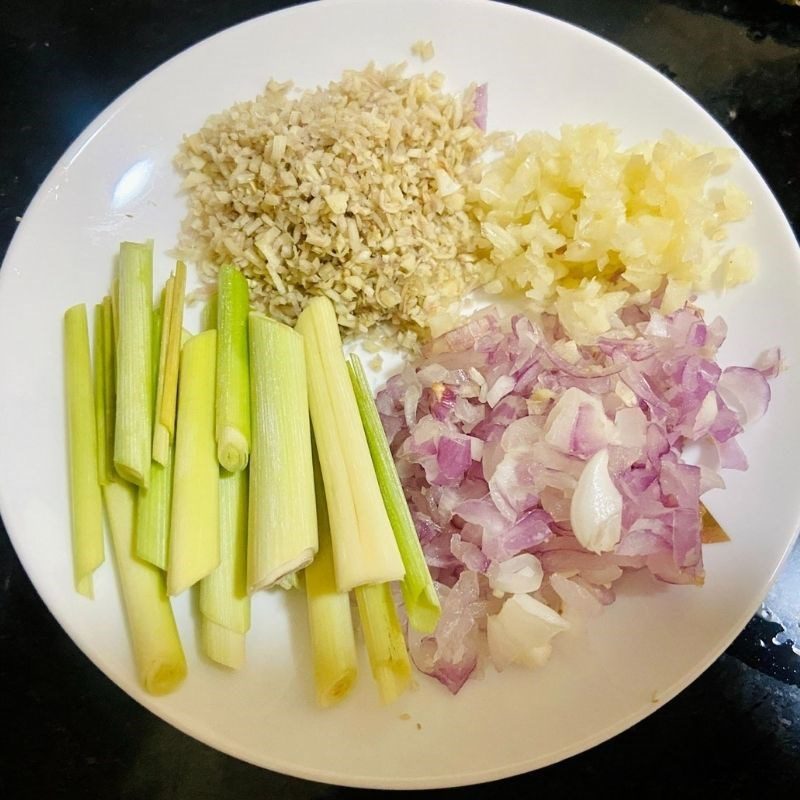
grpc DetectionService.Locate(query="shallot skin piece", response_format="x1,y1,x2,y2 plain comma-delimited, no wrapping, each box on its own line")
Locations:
377,305,778,693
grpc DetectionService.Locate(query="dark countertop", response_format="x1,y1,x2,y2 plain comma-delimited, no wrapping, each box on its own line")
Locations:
1,0,799,796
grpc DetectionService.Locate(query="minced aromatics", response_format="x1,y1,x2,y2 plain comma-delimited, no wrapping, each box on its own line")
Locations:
376,306,778,693
469,124,756,343
175,63,491,348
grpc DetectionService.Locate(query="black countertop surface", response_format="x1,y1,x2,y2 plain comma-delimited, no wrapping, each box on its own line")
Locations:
1,1,799,796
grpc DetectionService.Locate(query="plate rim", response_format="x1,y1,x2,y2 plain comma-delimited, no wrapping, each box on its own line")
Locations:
1,0,799,788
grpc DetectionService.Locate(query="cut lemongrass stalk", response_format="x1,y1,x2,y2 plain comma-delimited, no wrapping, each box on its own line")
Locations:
103,480,187,694
202,290,218,332
137,445,174,570
137,308,173,570
354,582,412,705
65,304,104,597
114,240,153,486
247,313,316,591
200,616,245,670
101,296,117,479
152,278,174,465
296,297,404,592
200,468,250,633
304,453,357,707
167,330,220,595
157,261,187,460
216,265,251,472
93,303,110,486
348,354,441,634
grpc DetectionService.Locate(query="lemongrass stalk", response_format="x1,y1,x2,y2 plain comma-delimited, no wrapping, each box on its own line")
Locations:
202,291,218,332
65,304,104,597
216,265,251,472
114,240,153,486
101,296,117,479
137,446,174,570
200,468,250,633
304,454,357,707
295,297,404,592
103,480,187,694
136,308,173,570
354,582,412,705
93,303,110,486
155,261,187,462
152,278,174,465
247,313,316,591
200,616,245,670
348,354,441,634
167,330,220,595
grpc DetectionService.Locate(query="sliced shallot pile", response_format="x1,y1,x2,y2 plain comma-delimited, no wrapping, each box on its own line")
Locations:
376,305,779,693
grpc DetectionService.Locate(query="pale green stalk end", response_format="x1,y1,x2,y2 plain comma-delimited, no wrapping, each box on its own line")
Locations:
113,240,153,487
354,582,412,705
216,265,251,472
103,481,187,695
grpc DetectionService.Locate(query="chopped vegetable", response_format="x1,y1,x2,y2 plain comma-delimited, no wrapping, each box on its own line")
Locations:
247,313,316,591
304,454,357,707
103,480,187,694
137,307,173,569
354,582,412,704
93,303,111,486
100,296,117,480
153,261,186,465
348,354,440,634
200,468,250,634
200,616,245,670
216,265,251,472
378,304,778,691
152,277,174,463
167,330,220,595
64,303,104,597
296,297,404,592
114,240,153,486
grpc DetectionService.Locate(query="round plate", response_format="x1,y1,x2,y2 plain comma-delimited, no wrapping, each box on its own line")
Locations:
1,0,798,789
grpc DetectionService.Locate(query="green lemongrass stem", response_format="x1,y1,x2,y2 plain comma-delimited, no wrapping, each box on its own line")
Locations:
103,480,187,694
348,354,441,634
152,278,174,465
202,291,218,332
247,313,316,591
93,303,110,486
136,446,174,570
304,454,358,707
101,296,117,480
216,265,251,472
136,308,173,570
199,468,250,633
65,304,104,597
354,582,412,705
114,240,153,486
295,297,404,592
167,330,220,595
156,261,187,460
200,616,245,670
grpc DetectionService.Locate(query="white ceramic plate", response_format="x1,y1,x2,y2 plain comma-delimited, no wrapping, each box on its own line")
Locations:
1,0,799,789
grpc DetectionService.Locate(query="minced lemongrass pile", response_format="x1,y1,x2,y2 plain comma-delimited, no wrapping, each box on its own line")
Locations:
176,63,492,350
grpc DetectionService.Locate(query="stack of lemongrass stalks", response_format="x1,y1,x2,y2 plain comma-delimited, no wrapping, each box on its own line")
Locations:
63,241,441,706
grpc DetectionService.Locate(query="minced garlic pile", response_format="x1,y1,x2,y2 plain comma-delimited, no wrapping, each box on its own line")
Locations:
176,63,491,349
